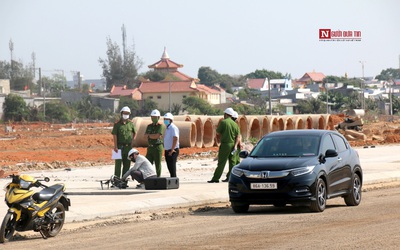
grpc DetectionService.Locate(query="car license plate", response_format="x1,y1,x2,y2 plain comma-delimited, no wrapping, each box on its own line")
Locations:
251,183,277,189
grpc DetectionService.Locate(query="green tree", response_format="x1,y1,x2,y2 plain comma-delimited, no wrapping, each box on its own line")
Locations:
182,96,220,115
140,70,168,82
3,94,30,121
296,98,325,114
99,36,142,90
42,73,68,97
137,99,158,116
245,69,288,80
118,96,140,116
376,68,400,81
198,67,221,87
42,102,72,123
343,91,362,110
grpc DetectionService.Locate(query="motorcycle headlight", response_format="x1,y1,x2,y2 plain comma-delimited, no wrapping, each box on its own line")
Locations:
290,166,315,176
19,179,32,189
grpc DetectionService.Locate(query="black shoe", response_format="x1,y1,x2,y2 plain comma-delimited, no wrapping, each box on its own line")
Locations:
207,180,219,183
222,179,229,182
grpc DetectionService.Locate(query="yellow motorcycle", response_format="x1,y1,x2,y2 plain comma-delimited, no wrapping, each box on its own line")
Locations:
0,174,71,243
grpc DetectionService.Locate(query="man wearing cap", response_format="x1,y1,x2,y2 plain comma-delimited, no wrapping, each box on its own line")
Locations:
144,109,164,177
208,107,240,183
163,112,180,177
123,148,157,189
112,106,136,178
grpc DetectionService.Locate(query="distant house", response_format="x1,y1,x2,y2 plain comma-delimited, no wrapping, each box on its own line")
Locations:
295,71,326,88
134,47,226,111
109,85,142,101
246,78,293,92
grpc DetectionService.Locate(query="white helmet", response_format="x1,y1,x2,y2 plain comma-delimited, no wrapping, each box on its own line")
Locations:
127,148,139,159
120,106,131,114
151,109,160,117
224,107,235,116
164,112,174,120
232,111,239,119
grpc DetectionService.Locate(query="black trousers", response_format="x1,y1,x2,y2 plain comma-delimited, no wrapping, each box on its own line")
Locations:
165,148,179,177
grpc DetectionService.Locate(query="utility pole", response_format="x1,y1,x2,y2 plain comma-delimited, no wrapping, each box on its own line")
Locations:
359,61,366,110
77,71,81,90
9,39,14,83
31,52,36,96
268,78,272,115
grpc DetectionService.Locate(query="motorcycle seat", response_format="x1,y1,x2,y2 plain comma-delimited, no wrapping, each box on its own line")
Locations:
33,184,65,202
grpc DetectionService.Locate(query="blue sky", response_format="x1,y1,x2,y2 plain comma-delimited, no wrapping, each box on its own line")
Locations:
1,0,399,81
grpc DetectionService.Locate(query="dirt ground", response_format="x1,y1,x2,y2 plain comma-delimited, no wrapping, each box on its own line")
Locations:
2,183,400,249
0,114,399,172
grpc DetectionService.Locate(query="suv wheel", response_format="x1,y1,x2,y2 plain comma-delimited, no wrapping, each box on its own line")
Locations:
344,173,362,206
310,178,326,212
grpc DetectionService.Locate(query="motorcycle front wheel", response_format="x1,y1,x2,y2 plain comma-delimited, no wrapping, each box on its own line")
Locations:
42,202,65,238
0,212,16,243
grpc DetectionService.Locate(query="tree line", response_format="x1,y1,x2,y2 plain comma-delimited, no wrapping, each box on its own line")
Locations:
1,33,400,123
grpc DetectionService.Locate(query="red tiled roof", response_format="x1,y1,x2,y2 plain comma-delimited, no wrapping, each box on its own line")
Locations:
247,79,265,89
148,58,183,69
139,81,197,93
109,86,142,100
109,85,135,97
298,72,326,82
169,71,194,81
196,84,221,94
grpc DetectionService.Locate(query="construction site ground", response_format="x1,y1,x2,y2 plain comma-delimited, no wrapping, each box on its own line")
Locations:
0,114,399,172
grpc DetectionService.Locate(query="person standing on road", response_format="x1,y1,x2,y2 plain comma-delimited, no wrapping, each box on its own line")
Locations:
144,109,164,177
163,112,179,177
112,106,136,178
231,111,243,167
122,148,157,189
208,108,240,183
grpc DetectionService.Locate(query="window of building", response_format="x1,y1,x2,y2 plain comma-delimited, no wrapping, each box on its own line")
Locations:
157,96,161,99
149,96,153,99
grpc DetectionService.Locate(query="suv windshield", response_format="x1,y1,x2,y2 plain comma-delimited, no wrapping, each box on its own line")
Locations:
250,135,320,157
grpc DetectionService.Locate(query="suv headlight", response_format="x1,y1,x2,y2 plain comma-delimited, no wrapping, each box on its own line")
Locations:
232,167,245,177
290,166,315,176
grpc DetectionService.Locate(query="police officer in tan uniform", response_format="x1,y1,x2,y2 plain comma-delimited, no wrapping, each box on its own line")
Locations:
144,109,164,177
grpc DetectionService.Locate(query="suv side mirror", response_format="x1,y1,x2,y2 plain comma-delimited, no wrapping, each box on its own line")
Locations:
239,151,249,158
325,149,338,158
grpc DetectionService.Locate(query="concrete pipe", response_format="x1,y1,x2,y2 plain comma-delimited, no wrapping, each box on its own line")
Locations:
181,116,204,148
310,114,325,129
268,116,280,132
210,116,223,147
322,114,334,130
256,116,270,137
284,116,295,130
293,116,305,130
173,121,197,148
237,115,249,141
245,116,261,140
173,115,191,122
193,116,215,148
188,115,216,148
297,115,313,129
277,117,285,131
132,117,149,147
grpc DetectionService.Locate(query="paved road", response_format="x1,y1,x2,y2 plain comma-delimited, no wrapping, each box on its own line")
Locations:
0,144,399,223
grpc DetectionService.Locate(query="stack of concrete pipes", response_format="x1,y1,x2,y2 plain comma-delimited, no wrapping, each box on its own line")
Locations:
131,114,334,148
